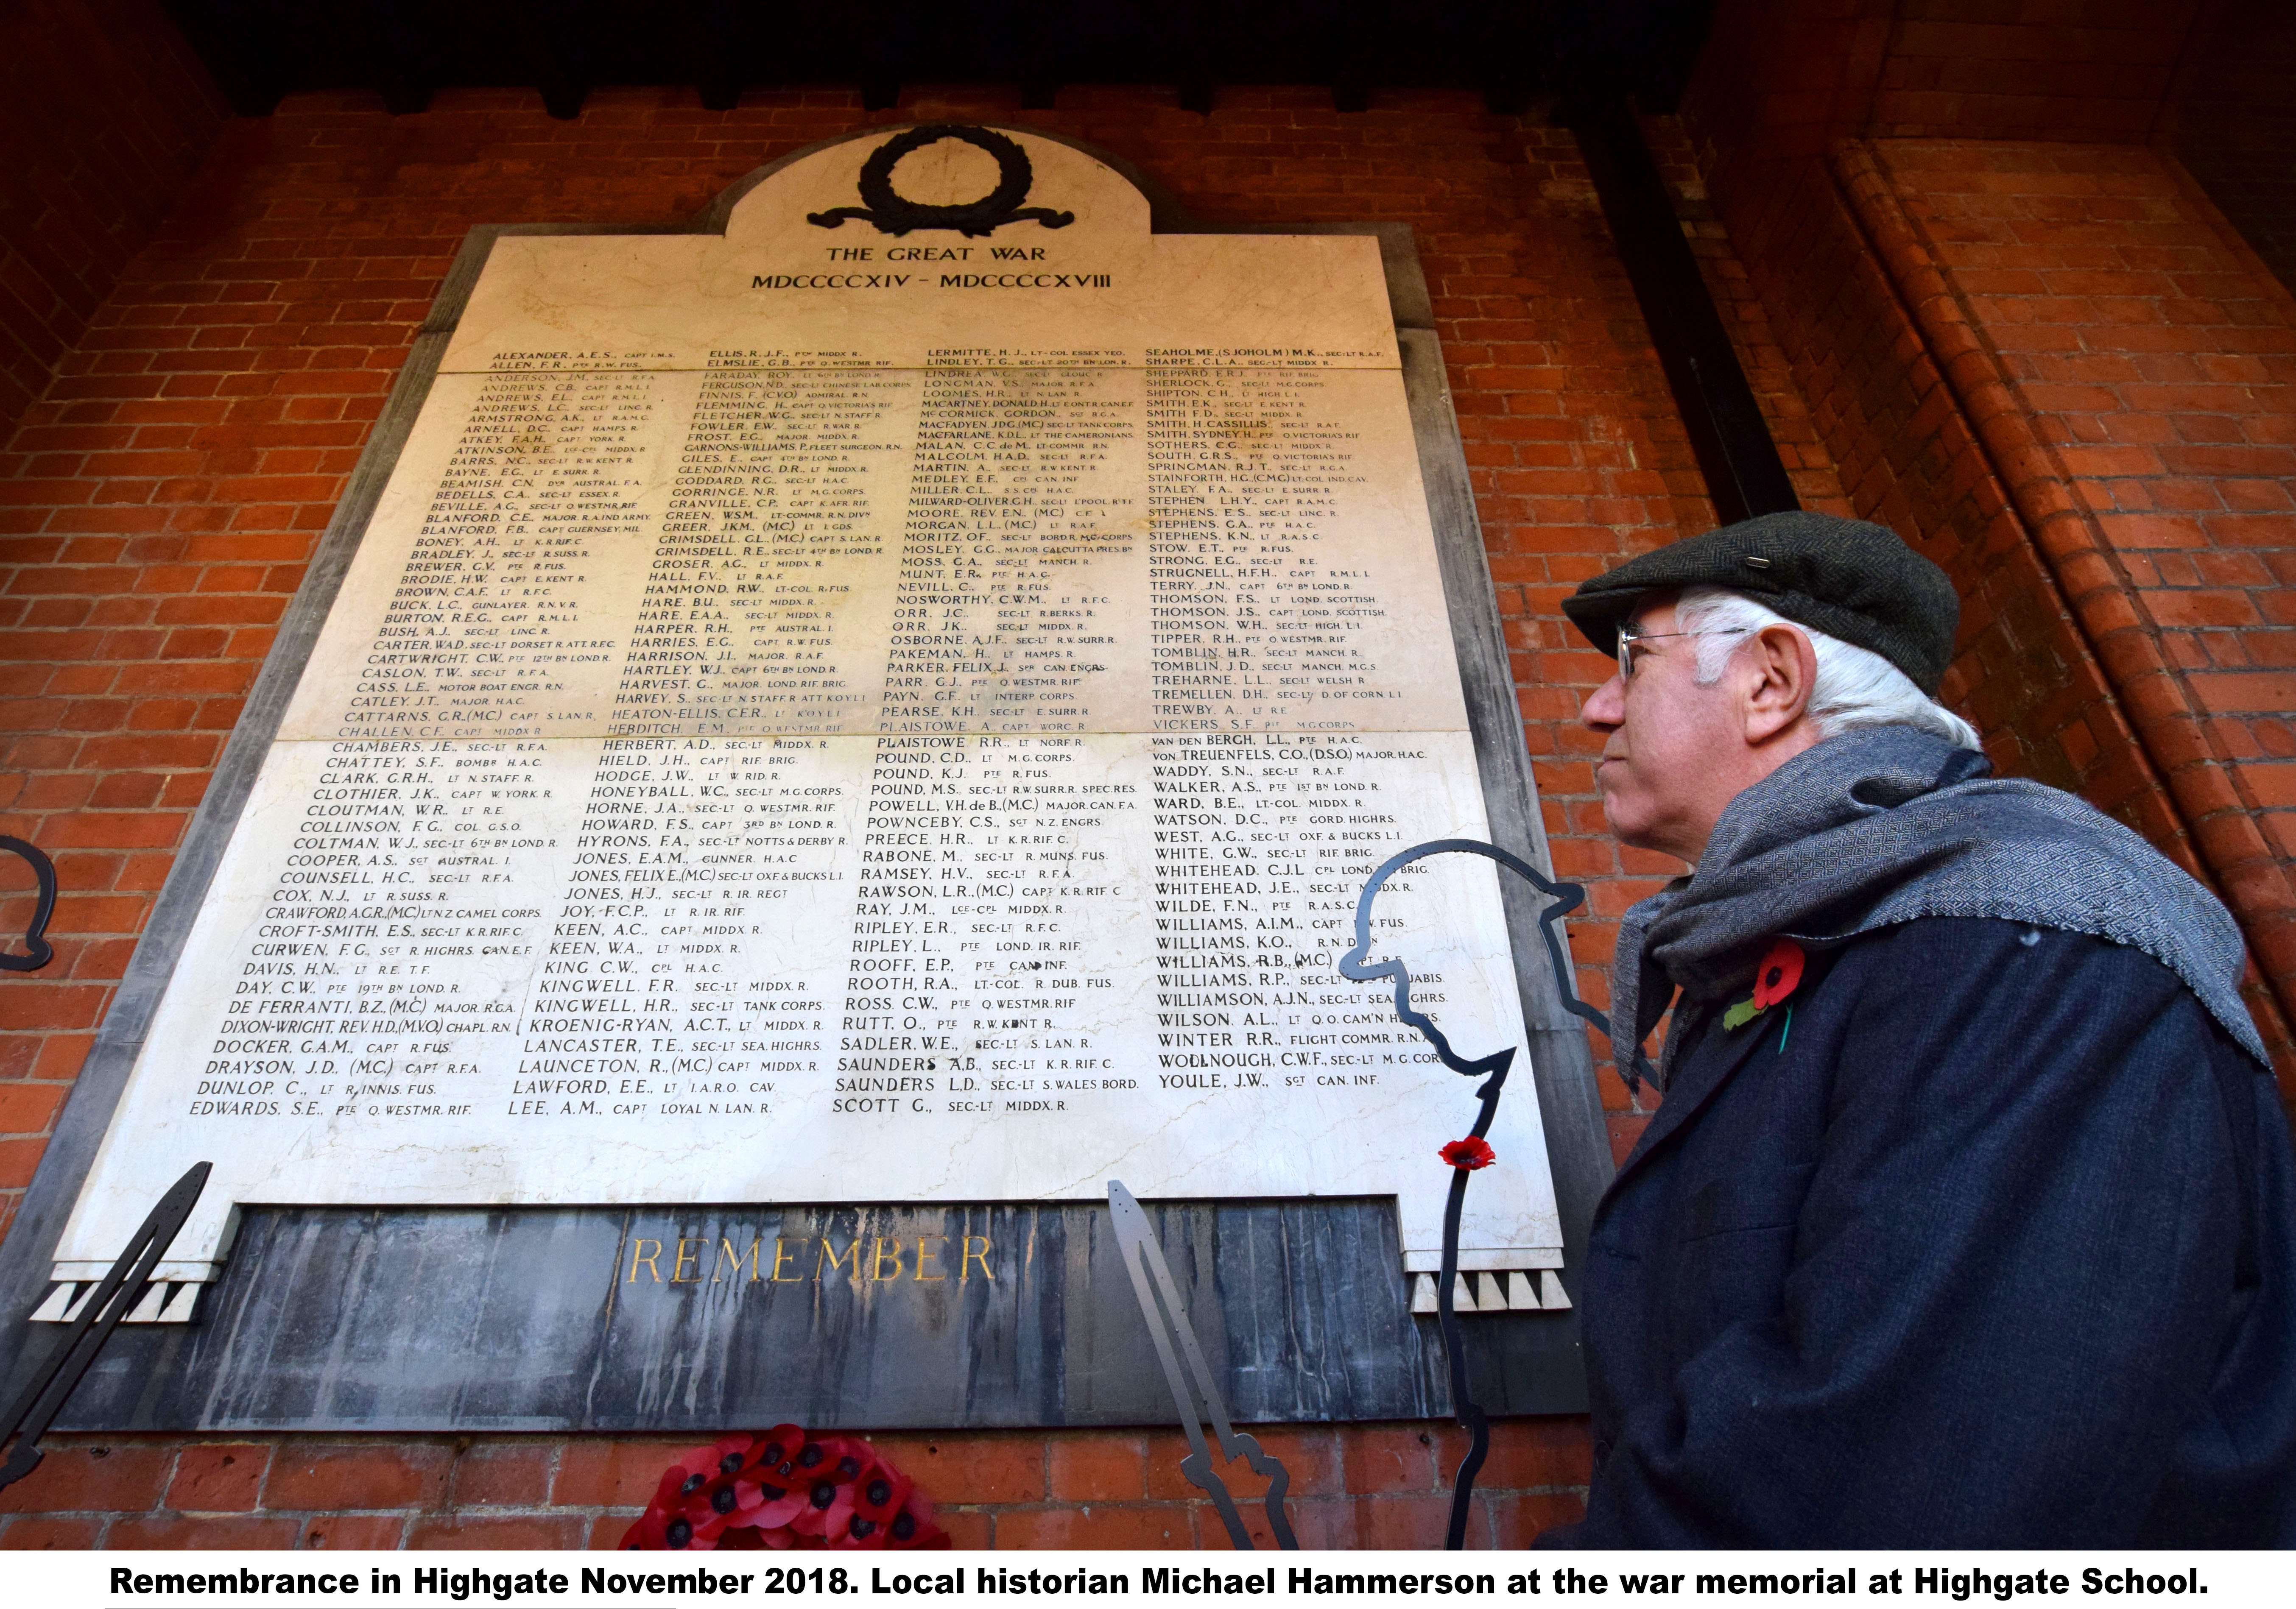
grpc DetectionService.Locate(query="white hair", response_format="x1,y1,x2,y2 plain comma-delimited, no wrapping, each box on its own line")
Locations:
1672,585,1980,750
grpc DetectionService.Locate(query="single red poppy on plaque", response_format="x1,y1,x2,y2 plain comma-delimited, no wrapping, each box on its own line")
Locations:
1440,1137,1496,1170
1751,939,1806,1009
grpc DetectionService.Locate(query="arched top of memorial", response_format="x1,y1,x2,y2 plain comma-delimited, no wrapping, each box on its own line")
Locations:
439,121,1397,374
720,123,1153,256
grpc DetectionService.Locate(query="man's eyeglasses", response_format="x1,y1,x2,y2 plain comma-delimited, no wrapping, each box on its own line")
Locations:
1615,625,1748,684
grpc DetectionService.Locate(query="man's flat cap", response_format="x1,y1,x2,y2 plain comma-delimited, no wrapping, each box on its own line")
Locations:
1561,510,1960,696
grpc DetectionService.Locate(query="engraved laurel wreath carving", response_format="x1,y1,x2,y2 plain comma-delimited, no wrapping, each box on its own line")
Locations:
807,124,1076,238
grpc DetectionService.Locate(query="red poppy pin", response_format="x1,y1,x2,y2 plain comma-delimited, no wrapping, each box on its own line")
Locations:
1441,1137,1496,1170
1723,938,1806,1032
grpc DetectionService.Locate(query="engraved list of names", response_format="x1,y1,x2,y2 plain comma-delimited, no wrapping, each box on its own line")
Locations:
55,129,1563,1296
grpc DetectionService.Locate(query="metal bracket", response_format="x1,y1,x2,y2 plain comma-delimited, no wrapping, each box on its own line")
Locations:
0,1162,209,1492
1106,1180,1299,1550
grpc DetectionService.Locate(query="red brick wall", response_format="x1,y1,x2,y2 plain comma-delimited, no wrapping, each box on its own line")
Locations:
0,1424,1588,1550
1834,139,2296,1034
0,0,226,440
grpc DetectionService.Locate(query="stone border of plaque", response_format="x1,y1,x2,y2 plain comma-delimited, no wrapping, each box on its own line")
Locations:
0,128,1611,1430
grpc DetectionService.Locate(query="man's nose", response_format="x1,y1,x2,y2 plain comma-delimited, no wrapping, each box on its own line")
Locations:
1581,672,1624,732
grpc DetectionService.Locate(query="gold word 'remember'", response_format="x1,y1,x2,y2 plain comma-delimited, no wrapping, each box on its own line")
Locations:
626,1234,994,1286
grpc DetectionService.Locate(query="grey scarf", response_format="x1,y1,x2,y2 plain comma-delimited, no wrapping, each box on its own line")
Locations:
1610,725,2268,1084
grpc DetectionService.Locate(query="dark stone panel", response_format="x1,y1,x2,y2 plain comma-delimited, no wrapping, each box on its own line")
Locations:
37,1198,1581,1432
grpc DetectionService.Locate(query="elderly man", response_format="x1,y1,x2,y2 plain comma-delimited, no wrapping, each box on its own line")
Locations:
1532,510,2296,1547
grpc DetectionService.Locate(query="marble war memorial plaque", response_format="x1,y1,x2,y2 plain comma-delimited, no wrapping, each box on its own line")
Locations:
16,127,1606,1429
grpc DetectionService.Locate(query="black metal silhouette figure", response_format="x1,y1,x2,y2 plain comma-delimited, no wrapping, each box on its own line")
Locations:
1106,1180,1298,1550
1,1163,209,1492
0,835,56,972
1339,838,1649,1548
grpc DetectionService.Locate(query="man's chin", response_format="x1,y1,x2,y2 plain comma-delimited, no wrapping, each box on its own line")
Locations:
1595,794,1640,842
1599,806,1668,857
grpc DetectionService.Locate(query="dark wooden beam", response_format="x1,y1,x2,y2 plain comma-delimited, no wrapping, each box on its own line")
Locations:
1173,0,1215,114
518,0,589,120
1566,97,1798,523
1011,0,1063,111
371,0,434,115
1463,0,1545,117
205,0,286,117
694,0,743,111
1327,0,1374,112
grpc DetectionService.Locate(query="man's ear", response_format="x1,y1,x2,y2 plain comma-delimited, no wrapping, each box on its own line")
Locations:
1740,622,1817,745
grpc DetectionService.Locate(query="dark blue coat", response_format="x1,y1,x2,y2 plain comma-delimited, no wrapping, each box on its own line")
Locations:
1538,917,2296,1547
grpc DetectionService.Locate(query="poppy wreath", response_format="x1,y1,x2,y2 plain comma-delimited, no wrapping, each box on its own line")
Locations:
620,1426,949,1551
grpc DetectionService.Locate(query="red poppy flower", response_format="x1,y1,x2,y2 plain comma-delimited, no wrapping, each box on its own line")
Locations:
721,1473,785,1531
790,1484,855,1541
627,1466,714,1550
852,1464,912,1527
886,1491,951,1550
831,1511,891,1550
741,1425,808,1482
677,1476,746,1548
1440,1137,1496,1170
750,1481,811,1531
1751,939,1806,1009
666,1449,714,1489
787,1436,866,1541
620,1509,673,1549
726,1428,809,1531
642,1503,710,1551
